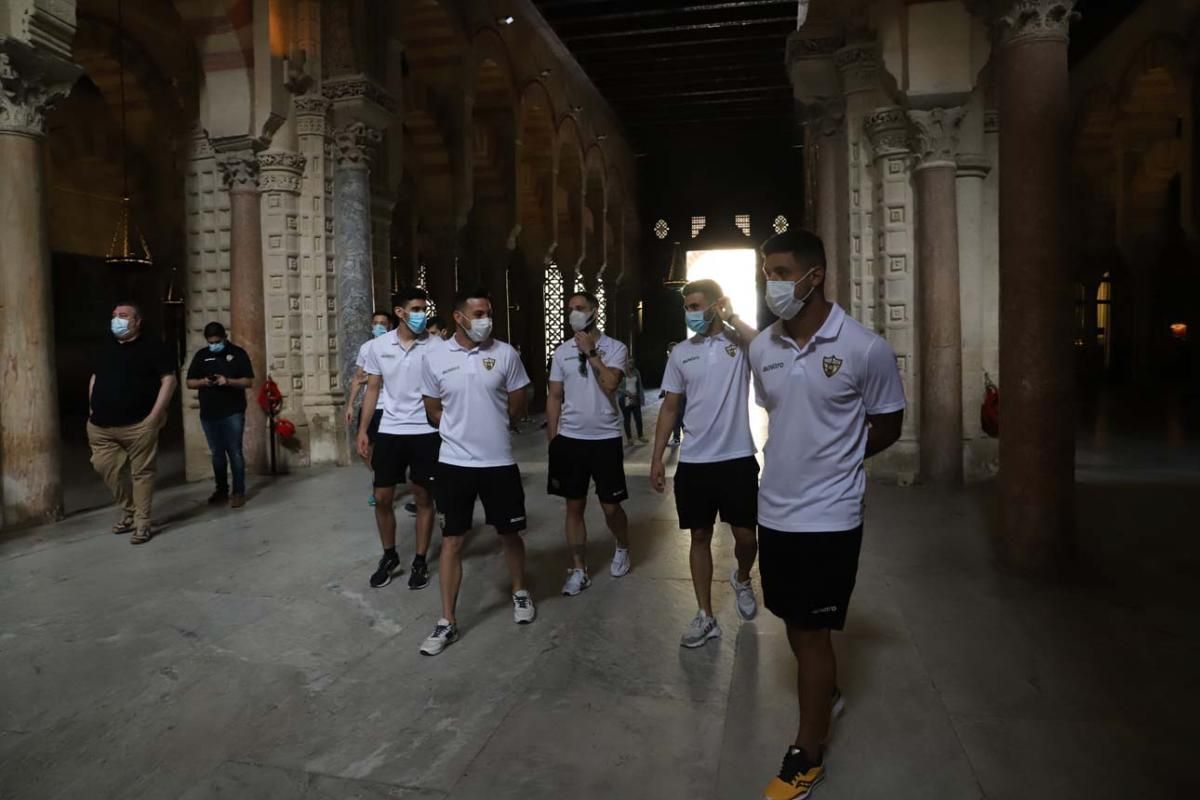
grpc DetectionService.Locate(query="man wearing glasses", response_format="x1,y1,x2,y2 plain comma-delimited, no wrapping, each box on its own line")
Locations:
546,291,632,596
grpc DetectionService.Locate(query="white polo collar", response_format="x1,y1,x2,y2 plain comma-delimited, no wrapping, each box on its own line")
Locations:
771,304,845,352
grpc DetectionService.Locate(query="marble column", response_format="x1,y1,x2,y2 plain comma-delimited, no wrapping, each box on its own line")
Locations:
0,42,78,527
910,107,966,486
809,100,848,306
216,145,269,474
994,0,1078,573
957,148,995,480
331,121,381,403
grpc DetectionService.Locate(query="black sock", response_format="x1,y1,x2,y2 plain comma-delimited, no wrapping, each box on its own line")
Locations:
384,546,397,559
413,553,426,565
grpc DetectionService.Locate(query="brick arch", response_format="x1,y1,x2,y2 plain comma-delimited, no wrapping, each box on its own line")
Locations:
518,80,557,265
171,0,256,137
555,116,586,278
582,144,607,285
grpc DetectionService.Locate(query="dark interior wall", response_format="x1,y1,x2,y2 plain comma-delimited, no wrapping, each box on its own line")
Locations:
634,124,804,385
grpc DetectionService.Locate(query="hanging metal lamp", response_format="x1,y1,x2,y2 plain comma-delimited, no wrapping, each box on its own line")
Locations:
104,0,153,267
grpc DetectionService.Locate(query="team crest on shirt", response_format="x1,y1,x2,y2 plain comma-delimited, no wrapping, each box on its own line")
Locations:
725,344,737,357
822,355,844,378
483,358,496,371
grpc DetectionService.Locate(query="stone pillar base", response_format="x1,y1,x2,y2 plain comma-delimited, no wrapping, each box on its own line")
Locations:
866,440,920,486
964,437,1000,483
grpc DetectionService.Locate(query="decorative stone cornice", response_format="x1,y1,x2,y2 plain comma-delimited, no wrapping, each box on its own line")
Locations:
322,75,396,114
863,106,911,158
984,110,1000,134
213,139,264,191
8,2,77,61
0,38,80,138
991,0,1078,47
294,94,330,137
331,121,382,168
785,32,845,69
834,41,879,95
258,150,307,193
908,107,966,171
956,153,991,179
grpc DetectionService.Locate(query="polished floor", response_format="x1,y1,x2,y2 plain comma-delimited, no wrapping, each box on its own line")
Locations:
1,400,1196,799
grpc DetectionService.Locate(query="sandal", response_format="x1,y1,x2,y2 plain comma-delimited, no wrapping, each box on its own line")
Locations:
130,528,153,545
112,516,135,535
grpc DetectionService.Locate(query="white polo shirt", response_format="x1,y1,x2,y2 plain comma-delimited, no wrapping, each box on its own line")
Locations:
354,339,372,370
362,331,440,436
750,305,906,532
549,333,628,440
421,336,531,468
661,329,756,464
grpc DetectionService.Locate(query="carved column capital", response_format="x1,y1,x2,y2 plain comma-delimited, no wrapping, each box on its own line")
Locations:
863,106,911,158
294,94,330,137
258,150,307,193
908,107,967,171
956,153,992,179
331,121,382,168
0,39,80,138
990,0,1079,47
214,143,263,192
834,41,879,96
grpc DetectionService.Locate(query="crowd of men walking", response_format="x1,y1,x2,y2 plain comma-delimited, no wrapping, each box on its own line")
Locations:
85,229,905,800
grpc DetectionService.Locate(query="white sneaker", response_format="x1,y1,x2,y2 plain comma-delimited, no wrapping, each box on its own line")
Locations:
512,590,536,624
730,567,758,620
609,547,631,577
419,618,458,656
680,610,721,648
562,568,591,596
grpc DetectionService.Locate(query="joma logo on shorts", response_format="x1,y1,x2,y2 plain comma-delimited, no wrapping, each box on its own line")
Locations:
762,361,786,372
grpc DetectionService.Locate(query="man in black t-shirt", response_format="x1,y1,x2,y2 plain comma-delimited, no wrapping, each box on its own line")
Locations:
87,302,178,544
185,322,255,507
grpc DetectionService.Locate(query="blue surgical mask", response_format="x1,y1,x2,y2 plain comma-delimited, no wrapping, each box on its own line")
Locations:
406,312,428,334
685,310,710,335
110,317,130,337
372,324,388,338
208,340,226,353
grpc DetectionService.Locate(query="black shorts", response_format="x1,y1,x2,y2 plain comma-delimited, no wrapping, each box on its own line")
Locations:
362,408,383,443
758,525,863,631
436,463,527,536
547,435,628,503
372,432,440,489
673,456,759,530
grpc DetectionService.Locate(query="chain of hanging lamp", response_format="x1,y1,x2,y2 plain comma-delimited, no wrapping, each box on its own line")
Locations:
105,0,153,267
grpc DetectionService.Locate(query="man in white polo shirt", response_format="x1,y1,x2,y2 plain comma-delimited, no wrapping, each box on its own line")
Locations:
418,288,535,656
346,310,395,506
650,278,761,649
356,288,441,592
752,230,905,800
546,290,632,596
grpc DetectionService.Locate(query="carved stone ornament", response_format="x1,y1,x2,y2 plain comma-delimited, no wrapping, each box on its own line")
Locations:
258,150,308,193
332,121,382,167
834,41,879,94
0,38,81,138
215,149,262,191
863,106,911,158
803,98,846,137
992,0,1078,47
908,107,966,170
984,110,1000,134
321,76,396,114
785,32,845,69
294,94,330,137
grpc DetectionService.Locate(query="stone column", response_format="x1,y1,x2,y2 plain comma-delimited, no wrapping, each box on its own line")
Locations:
994,0,1078,572
957,143,996,480
811,100,849,306
215,143,269,474
864,106,920,481
0,41,78,527
331,121,381,402
910,107,966,486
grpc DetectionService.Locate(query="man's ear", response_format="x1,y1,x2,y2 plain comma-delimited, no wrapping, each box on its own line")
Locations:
812,266,827,287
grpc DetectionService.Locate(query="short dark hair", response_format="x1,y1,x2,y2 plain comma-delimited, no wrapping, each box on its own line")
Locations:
454,287,492,312
567,290,599,310
426,315,445,330
681,279,722,304
114,301,142,318
761,229,826,270
203,321,227,339
371,309,393,321
392,287,429,307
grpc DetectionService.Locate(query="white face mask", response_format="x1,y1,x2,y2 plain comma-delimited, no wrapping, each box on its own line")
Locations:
765,269,817,321
568,309,594,333
463,317,493,343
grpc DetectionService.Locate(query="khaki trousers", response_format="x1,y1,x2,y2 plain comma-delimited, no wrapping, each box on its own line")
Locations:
86,417,163,530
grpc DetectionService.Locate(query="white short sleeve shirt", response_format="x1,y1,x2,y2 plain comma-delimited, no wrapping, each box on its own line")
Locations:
354,339,372,370
362,331,440,435
750,305,906,532
421,336,531,468
661,330,756,464
549,333,628,440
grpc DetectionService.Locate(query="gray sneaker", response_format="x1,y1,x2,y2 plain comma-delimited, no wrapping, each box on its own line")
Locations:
680,610,721,648
730,567,758,620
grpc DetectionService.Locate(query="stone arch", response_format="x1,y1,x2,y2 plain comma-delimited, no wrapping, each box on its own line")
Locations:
170,0,256,138
517,80,557,265
396,0,467,80
582,144,607,289
555,116,586,287
1071,86,1118,258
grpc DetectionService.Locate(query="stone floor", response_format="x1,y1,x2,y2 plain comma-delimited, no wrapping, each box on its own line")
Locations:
2,400,1197,800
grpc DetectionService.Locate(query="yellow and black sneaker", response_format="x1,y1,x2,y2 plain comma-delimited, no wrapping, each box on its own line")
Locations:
763,747,825,800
